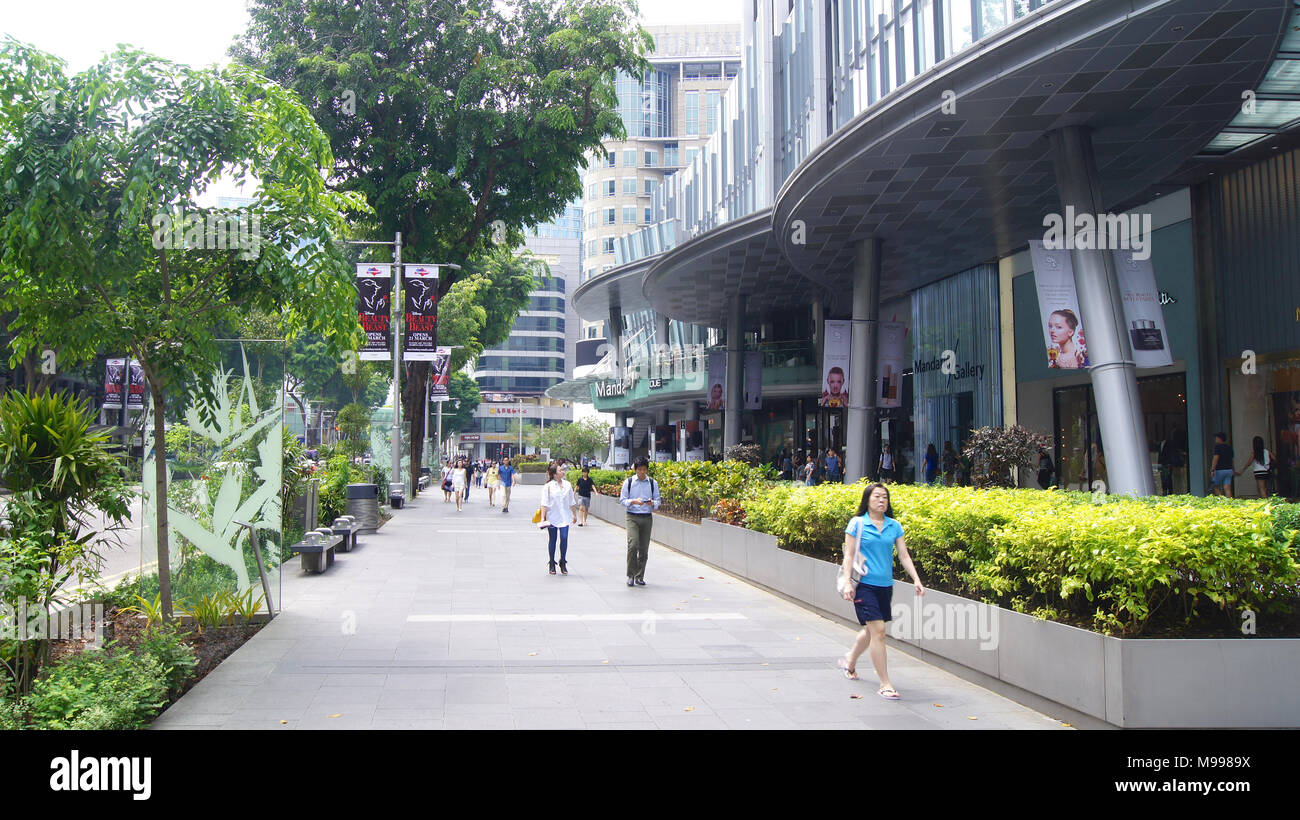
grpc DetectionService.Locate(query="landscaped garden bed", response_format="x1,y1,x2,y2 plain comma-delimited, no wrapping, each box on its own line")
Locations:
594,461,1300,639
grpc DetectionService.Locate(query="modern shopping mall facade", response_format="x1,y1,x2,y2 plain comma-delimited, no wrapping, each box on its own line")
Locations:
552,0,1300,499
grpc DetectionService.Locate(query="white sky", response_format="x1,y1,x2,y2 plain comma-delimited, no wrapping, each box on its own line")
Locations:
0,0,744,72
0,0,742,200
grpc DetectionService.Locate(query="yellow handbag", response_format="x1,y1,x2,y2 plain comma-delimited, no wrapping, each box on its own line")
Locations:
532,484,547,524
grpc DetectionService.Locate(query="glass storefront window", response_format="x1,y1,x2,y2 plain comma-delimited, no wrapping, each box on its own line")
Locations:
1229,356,1300,500
1053,374,1188,495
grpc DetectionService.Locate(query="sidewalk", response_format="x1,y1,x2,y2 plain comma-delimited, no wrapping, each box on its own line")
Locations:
152,483,1068,730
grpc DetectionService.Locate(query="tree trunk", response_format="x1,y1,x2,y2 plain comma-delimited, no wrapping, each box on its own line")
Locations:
150,382,175,621
405,362,428,497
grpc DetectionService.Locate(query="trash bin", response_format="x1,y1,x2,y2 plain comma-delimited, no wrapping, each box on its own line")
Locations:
388,482,405,509
345,483,380,532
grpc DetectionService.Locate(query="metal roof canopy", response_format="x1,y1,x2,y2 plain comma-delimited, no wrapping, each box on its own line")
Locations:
766,0,1291,304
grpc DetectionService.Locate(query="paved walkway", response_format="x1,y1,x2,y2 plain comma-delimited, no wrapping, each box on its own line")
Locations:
153,483,1068,730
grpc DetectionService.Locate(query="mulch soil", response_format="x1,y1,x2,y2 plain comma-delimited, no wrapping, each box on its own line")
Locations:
49,607,264,703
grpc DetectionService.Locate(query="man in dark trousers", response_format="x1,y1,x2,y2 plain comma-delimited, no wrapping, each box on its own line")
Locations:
620,456,661,587
498,457,515,512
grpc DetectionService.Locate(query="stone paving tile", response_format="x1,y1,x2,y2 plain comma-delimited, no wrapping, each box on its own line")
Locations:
155,484,1067,731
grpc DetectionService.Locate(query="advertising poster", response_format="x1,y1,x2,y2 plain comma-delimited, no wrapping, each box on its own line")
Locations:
820,319,851,407
356,263,392,360
877,321,907,409
429,346,452,400
1112,249,1173,369
403,265,440,360
104,358,126,410
1028,241,1089,370
612,426,631,466
653,425,674,462
706,351,726,410
682,420,705,461
744,351,762,409
126,360,146,410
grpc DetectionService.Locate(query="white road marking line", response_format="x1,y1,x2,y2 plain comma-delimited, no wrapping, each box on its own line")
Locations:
407,612,747,623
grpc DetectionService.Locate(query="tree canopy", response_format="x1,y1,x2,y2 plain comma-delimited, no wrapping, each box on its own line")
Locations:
0,40,369,616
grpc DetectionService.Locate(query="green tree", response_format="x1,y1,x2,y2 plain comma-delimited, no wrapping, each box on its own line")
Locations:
233,0,651,488
335,402,372,457
0,42,368,618
537,416,608,462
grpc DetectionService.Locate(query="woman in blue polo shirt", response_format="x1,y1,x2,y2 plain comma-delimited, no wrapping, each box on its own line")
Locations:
837,483,925,700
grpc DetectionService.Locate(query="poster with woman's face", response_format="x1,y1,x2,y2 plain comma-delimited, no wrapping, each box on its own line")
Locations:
1029,241,1089,369
706,351,725,410
821,320,851,407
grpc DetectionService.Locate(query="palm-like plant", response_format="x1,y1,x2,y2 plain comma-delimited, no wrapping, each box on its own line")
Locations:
0,390,133,693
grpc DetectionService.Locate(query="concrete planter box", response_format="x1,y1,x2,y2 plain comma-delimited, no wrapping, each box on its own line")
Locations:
585,496,1300,727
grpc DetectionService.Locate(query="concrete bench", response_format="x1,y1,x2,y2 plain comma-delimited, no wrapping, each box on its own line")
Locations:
330,519,360,553
289,532,344,573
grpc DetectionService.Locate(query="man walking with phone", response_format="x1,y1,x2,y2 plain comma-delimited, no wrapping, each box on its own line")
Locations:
620,456,660,587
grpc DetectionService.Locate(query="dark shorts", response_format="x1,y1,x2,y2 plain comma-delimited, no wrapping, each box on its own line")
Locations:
578,496,591,509
853,582,893,625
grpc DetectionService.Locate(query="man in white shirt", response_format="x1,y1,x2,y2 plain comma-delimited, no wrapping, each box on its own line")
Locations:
619,456,661,587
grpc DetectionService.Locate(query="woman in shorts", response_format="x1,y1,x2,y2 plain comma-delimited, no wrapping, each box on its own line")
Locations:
837,483,925,700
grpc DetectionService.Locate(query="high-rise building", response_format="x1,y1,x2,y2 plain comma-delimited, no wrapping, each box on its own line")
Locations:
579,25,743,331
456,202,583,458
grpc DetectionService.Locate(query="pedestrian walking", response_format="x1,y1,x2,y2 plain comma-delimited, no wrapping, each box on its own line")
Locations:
538,463,578,575
1209,432,1234,497
620,456,660,586
486,461,500,507
802,454,817,486
498,456,515,513
942,441,958,486
1236,435,1275,499
780,449,794,481
1157,428,1182,495
825,448,843,483
441,459,454,502
877,443,895,482
575,466,595,526
1036,449,1054,490
451,457,468,511
923,444,939,485
837,483,925,699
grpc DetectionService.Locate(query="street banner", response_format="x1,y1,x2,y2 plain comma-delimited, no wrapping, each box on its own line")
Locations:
1112,249,1173,368
126,360,146,410
1028,241,1090,370
877,321,907,409
744,351,762,409
706,351,726,410
821,320,851,407
356,263,393,360
429,346,452,399
103,358,126,410
653,425,674,462
403,265,440,361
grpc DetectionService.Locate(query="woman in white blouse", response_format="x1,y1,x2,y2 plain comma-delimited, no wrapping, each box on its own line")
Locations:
539,462,578,575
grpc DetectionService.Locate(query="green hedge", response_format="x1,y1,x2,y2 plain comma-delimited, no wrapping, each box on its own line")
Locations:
743,482,1300,636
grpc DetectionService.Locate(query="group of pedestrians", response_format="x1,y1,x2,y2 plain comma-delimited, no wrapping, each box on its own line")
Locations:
530,460,647,579
440,452,919,702
439,456,516,512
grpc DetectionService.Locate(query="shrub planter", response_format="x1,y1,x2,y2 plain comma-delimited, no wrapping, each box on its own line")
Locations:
587,497,1300,728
